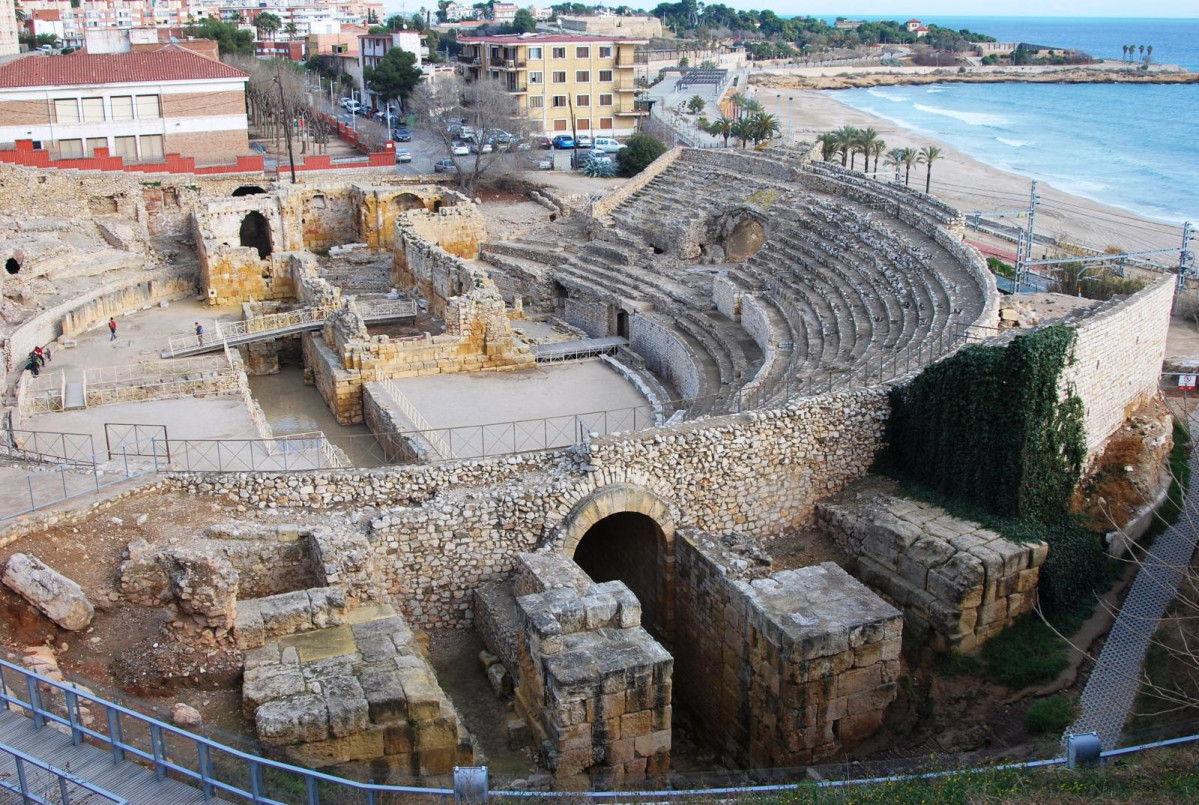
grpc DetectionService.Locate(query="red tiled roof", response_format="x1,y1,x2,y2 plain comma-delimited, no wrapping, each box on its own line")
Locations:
0,46,247,89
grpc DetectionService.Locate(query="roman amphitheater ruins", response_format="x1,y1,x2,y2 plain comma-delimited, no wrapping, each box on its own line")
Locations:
0,144,1175,788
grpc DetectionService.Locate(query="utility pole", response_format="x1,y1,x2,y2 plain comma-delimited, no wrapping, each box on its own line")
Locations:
274,63,297,183
1015,180,1039,293
1178,220,1194,292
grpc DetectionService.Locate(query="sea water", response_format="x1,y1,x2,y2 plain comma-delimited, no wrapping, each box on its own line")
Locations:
822,18,1199,225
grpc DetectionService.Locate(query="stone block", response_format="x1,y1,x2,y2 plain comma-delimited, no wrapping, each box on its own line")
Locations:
847,682,896,715
323,677,369,738
235,601,266,650
384,724,414,755
255,693,330,746
835,709,884,743
620,710,651,737
258,591,314,636
3,554,95,631
488,663,513,697
359,668,408,723
398,672,443,722
288,726,385,767
633,729,670,758
243,665,306,715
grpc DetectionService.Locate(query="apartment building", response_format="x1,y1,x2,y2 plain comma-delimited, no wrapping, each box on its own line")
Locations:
358,29,421,110
489,3,517,24
0,0,17,57
457,34,646,137
0,46,250,164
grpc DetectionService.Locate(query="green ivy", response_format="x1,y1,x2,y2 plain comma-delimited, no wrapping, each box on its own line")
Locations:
884,325,1085,521
884,326,1103,625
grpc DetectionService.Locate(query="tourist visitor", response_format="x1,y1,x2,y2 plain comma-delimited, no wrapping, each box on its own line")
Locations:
195,322,205,346
108,317,117,340
25,355,38,377
32,346,44,367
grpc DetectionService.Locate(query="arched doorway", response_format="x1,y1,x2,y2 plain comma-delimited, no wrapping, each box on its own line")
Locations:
573,512,671,644
231,185,267,197
4,257,19,275
392,193,424,213
239,211,273,259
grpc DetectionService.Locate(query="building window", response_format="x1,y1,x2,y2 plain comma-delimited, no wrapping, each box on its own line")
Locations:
551,95,567,108
575,70,589,82
85,137,107,156
575,46,589,58
577,118,589,129
112,136,137,160
599,69,613,82
551,71,566,83
575,94,589,106
135,95,161,119
57,139,84,158
52,99,79,124
599,93,613,106
109,95,134,120
553,119,568,131
528,46,542,59
529,95,544,108
600,117,613,129
529,71,543,84
551,47,565,59
139,134,164,160
81,97,105,122
599,46,612,58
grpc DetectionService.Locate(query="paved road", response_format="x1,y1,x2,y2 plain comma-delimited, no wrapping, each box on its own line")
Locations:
1068,412,1199,749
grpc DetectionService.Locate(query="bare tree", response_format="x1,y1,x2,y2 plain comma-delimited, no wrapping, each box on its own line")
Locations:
408,73,532,196
227,56,333,166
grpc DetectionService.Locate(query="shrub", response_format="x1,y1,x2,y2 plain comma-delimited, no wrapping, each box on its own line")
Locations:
1025,695,1076,734
981,615,1069,688
615,134,668,177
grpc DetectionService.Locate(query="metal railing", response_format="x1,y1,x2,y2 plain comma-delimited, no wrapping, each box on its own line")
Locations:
0,740,127,804
0,652,1196,804
0,427,96,466
378,379,453,459
357,297,418,320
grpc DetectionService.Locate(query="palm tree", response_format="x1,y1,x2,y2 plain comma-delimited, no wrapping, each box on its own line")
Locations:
284,22,298,39
704,114,735,148
869,139,887,175
917,145,944,194
733,116,754,148
817,132,840,161
899,147,918,187
742,98,764,116
884,148,904,182
746,111,780,145
854,126,879,173
727,92,746,120
1146,44,1153,63
1139,44,1145,59
1121,44,1128,62
833,125,858,167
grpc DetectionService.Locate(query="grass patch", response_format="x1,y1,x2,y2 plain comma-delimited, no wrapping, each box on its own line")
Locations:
933,651,984,678
980,615,1069,688
1025,696,1076,734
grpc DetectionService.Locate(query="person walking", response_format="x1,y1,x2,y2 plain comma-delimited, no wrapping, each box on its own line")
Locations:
108,317,118,341
195,322,205,346
32,346,45,367
43,345,51,363
25,355,39,377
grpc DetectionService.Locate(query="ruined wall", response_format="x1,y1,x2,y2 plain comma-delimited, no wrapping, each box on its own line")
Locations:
674,534,902,767
816,496,1046,653
193,195,296,305
168,388,891,628
279,185,361,253
563,297,611,339
1062,276,1174,456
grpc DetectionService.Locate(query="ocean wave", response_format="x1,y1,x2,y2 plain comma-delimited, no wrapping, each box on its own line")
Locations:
995,137,1033,148
926,87,944,94
866,88,909,103
912,104,1010,127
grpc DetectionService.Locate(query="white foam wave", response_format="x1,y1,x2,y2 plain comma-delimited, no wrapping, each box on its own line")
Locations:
995,137,1033,148
926,87,944,93
866,88,909,103
913,103,1009,127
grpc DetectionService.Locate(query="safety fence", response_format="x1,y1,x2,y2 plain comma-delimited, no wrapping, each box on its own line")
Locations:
0,653,1196,805
0,740,127,804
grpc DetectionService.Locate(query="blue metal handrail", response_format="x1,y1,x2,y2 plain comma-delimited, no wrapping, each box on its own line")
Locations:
0,739,127,804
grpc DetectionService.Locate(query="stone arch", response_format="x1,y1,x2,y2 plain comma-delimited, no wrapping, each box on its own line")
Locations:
4,257,19,275
392,193,424,213
239,211,273,259
560,484,676,644
231,185,267,197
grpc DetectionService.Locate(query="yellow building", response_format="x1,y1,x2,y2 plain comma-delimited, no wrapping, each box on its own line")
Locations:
457,34,647,137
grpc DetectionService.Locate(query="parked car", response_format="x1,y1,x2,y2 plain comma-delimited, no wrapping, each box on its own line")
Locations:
535,136,552,150
575,149,612,168
340,98,361,113
469,139,493,154
575,135,593,149
433,158,459,173
592,137,623,153
395,149,412,163
515,140,533,151
551,134,575,150
525,155,554,170
450,141,470,156
393,128,412,142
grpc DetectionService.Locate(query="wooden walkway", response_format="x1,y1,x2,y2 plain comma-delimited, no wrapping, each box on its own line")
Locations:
0,708,225,804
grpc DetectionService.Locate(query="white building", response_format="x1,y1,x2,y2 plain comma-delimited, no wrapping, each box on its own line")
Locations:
358,30,421,111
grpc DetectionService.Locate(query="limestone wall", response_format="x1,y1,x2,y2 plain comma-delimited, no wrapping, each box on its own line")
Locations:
564,297,611,338
168,388,890,628
816,494,1047,652
3,266,195,372
1062,276,1174,455
674,533,902,767
630,313,701,401
713,274,741,320
590,148,683,220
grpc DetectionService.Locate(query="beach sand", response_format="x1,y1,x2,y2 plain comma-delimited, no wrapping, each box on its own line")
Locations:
754,88,1183,256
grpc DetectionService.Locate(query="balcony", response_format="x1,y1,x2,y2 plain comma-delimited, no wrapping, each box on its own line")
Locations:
456,54,479,66
504,82,527,93
498,59,527,70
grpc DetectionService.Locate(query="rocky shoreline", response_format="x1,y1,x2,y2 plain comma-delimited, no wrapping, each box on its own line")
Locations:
753,68,1199,91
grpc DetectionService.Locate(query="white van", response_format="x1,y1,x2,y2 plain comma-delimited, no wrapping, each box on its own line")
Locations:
593,137,622,153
